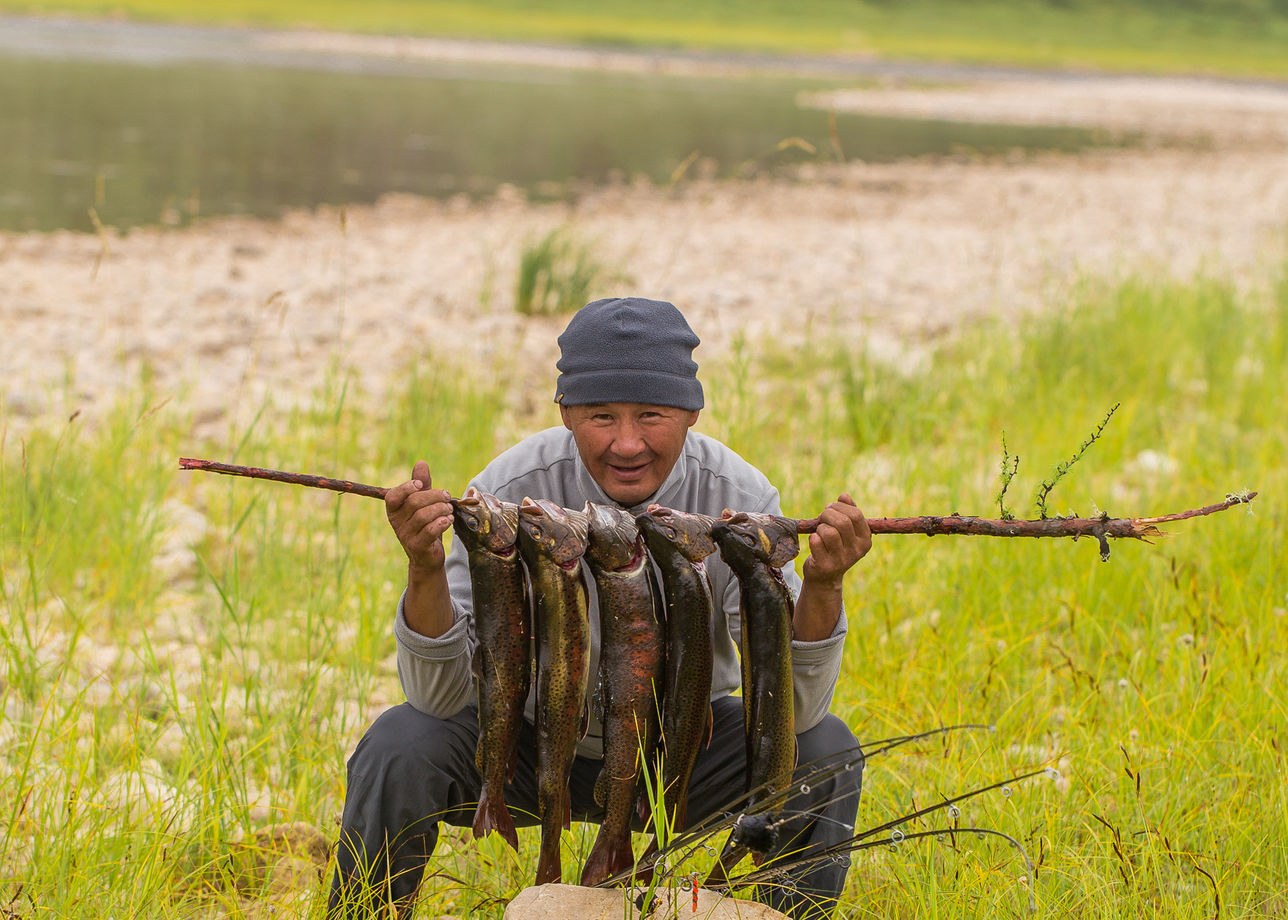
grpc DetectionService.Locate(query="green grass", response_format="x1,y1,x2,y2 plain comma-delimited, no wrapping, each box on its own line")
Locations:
5,0,1288,78
2,259,1285,917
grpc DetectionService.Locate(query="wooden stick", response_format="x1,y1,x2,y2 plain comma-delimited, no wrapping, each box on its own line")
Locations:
178,458,388,500
178,457,1256,558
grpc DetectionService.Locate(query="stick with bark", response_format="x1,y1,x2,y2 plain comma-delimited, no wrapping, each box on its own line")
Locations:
177,458,1256,559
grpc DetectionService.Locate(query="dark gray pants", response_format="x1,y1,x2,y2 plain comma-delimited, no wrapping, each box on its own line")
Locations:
329,696,863,919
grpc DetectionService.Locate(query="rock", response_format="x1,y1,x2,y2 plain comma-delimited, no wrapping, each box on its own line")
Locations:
229,821,332,895
97,760,194,832
502,883,787,920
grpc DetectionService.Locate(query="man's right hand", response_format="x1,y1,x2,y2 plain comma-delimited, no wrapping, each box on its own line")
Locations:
386,460,455,571
387,461,457,638
386,456,456,569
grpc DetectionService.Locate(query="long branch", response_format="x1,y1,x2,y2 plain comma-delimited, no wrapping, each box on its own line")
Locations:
178,457,1256,556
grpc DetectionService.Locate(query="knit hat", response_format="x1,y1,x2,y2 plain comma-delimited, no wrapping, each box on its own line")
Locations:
554,297,704,410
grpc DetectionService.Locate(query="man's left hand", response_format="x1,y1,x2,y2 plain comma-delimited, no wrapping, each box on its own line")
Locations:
802,493,872,585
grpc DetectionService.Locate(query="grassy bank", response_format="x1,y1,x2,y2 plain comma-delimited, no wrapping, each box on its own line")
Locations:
2,261,1285,917
5,0,1288,78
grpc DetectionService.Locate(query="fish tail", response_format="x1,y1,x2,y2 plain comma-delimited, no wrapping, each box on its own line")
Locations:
472,784,519,852
580,829,636,887
535,832,562,885
535,782,569,884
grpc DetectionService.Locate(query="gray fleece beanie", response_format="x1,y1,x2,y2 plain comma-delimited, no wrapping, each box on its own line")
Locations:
554,297,704,410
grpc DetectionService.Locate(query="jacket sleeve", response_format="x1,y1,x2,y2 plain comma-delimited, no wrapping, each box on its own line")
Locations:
393,531,478,719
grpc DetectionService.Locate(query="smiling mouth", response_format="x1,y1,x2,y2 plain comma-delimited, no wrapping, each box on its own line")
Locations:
609,463,649,478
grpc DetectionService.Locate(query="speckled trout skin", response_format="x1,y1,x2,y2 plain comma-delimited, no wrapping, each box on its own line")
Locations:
636,506,717,836
711,511,799,864
580,504,664,887
451,488,528,852
517,498,591,886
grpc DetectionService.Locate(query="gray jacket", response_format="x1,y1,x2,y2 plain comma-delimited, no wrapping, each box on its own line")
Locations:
394,426,847,758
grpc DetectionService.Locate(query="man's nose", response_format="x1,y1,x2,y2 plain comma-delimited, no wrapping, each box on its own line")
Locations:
611,421,646,455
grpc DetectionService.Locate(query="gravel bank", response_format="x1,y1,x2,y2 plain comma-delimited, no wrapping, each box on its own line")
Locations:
3,63,1286,438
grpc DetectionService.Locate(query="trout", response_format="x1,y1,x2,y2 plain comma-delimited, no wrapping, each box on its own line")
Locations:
709,511,800,872
580,503,665,887
452,488,528,852
516,497,591,886
636,506,717,837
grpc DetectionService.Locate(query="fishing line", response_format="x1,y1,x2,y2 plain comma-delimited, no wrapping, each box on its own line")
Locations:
729,825,1039,914
598,724,1003,889
642,722,993,865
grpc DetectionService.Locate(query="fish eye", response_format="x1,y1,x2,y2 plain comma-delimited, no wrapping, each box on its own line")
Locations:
740,533,756,546
463,516,480,531
665,526,678,540
530,526,543,539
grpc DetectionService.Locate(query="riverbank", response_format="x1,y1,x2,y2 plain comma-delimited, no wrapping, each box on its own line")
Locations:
3,62,1287,441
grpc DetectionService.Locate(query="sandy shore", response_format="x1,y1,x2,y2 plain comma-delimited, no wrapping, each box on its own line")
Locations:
3,52,1286,438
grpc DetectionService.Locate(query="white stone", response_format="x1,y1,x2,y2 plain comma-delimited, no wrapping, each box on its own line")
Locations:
503,883,788,920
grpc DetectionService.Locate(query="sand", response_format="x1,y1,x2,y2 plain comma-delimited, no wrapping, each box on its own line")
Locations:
3,42,1286,438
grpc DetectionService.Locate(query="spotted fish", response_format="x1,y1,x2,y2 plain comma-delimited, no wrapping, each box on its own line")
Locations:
516,497,591,886
580,503,664,886
636,506,717,837
451,488,528,852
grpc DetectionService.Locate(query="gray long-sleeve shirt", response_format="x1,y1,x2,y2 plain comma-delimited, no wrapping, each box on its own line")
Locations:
394,426,847,758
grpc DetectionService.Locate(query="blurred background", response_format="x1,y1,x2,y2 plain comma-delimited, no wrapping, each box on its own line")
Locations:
3,0,1287,233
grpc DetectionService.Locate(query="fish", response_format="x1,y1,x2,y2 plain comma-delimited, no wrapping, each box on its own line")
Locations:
635,506,718,839
579,503,665,887
515,497,591,886
451,487,528,852
708,510,800,875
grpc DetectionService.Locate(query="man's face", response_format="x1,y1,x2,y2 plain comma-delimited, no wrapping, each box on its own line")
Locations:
560,402,700,506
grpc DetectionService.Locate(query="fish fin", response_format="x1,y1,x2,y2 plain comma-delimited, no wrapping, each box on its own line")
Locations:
472,788,520,853
471,644,484,680
578,703,591,741
704,703,714,748
581,828,637,888
507,743,519,783
593,766,608,809
563,791,572,831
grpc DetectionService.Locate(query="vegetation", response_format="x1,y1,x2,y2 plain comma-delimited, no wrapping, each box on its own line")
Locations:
2,254,1284,917
5,0,1288,77
514,227,613,318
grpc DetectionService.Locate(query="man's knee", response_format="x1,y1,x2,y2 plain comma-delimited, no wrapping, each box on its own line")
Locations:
344,704,479,819
796,713,864,797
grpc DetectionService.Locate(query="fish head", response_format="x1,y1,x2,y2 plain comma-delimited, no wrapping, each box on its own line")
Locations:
635,505,717,562
451,487,519,555
713,511,801,568
517,497,589,567
583,502,643,571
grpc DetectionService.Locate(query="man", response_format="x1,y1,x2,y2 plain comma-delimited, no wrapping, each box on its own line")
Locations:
330,297,872,919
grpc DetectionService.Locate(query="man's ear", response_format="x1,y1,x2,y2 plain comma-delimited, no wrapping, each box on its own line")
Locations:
686,409,700,428
560,404,574,430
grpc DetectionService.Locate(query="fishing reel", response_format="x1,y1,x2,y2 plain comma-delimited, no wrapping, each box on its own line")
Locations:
728,811,780,854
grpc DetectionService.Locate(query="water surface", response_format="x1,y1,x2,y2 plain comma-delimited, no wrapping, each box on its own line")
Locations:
1,21,1111,232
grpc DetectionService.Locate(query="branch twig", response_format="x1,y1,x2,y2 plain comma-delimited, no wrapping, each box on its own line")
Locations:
177,458,1256,559
178,457,388,500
